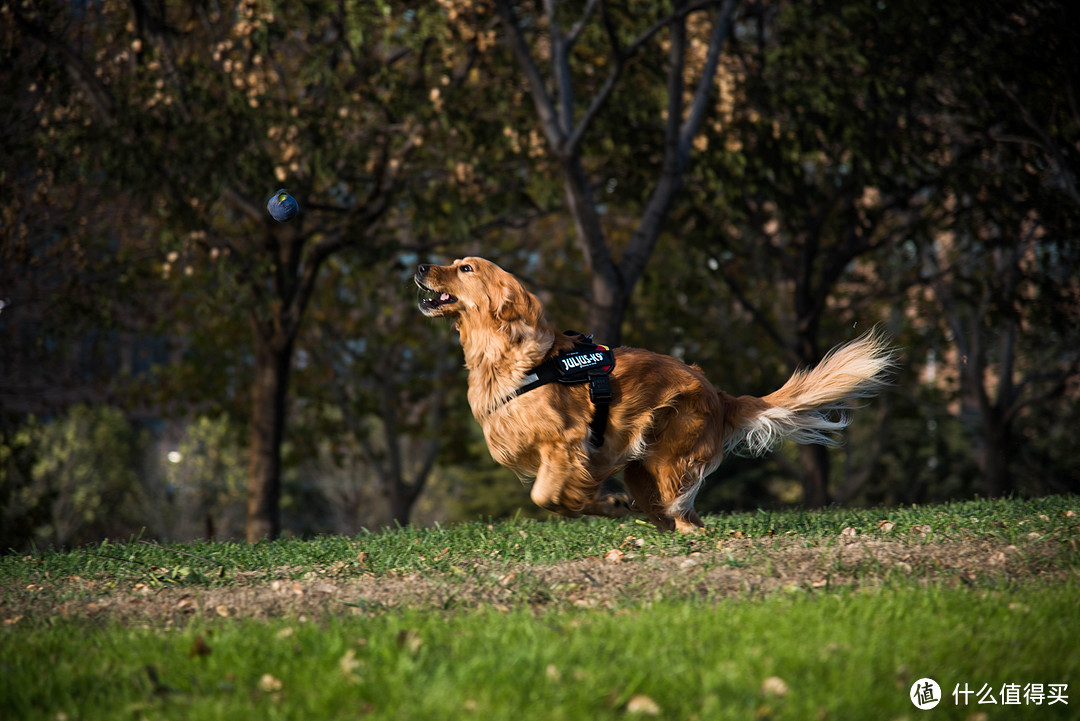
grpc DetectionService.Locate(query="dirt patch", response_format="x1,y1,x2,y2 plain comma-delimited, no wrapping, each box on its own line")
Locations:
3,535,1073,627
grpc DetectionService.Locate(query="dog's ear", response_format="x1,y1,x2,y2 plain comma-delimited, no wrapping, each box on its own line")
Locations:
494,275,544,341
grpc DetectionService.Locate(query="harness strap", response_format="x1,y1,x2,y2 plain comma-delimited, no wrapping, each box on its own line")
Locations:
514,332,615,447
585,373,612,447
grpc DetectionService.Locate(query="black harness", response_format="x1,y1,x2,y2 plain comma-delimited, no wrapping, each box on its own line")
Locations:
514,332,615,447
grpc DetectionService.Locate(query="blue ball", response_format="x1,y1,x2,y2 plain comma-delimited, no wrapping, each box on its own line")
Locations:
266,189,299,222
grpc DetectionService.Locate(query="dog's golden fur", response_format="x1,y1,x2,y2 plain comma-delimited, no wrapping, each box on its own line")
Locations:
416,257,895,532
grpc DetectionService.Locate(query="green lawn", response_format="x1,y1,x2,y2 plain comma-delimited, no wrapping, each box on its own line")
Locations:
2,496,1078,720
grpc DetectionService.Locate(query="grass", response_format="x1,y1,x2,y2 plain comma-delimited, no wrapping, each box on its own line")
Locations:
2,586,1077,720
1,495,1078,720
2,495,1075,587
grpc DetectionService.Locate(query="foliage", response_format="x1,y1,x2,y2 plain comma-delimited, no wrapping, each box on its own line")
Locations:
2,0,1079,541
0,417,46,551
289,251,485,528
3,0,534,539
4,406,148,549
159,415,248,542
649,0,1080,503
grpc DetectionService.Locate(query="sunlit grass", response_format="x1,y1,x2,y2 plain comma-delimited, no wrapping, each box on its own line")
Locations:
3,495,1076,587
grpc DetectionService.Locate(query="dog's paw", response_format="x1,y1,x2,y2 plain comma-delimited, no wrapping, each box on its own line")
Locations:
594,492,634,518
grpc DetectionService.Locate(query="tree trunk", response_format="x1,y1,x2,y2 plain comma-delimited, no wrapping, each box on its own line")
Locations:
387,482,418,529
799,443,831,508
793,324,832,508
495,0,738,348
380,380,417,529
587,268,627,347
245,330,293,542
976,413,1013,498
558,161,626,345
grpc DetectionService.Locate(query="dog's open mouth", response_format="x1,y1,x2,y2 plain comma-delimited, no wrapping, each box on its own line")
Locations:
415,279,457,312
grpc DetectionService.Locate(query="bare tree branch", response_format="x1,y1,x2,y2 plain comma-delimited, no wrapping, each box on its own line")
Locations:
717,265,791,358
618,0,739,294
545,0,575,137
222,187,266,224
1007,353,1080,425
565,2,623,153
495,0,567,151
678,0,738,165
14,8,116,126
566,0,599,48
996,78,1080,208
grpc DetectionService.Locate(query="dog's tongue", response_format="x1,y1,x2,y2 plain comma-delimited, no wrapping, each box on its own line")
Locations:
441,293,452,301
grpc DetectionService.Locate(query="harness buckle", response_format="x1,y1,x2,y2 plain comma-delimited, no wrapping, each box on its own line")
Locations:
588,374,612,404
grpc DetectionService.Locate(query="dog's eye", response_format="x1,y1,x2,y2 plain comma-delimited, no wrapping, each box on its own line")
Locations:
460,264,473,273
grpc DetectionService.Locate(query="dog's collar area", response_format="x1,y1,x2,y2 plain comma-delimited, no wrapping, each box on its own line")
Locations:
509,331,616,447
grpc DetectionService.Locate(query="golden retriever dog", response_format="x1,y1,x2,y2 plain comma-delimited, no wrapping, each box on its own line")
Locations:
416,257,896,533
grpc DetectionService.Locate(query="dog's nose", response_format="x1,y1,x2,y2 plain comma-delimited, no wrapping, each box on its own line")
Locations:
418,264,431,274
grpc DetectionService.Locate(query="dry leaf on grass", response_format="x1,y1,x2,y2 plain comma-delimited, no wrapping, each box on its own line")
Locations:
340,649,360,680
396,629,423,654
188,634,211,658
625,693,661,715
761,676,789,697
604,549,626,563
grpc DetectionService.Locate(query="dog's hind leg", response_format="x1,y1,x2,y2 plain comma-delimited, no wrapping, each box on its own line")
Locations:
626,456,711,533
666,461,711,534
673,509,705,534
623,462,674,531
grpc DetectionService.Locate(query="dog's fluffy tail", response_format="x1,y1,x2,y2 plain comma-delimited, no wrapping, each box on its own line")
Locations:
723,329,897,457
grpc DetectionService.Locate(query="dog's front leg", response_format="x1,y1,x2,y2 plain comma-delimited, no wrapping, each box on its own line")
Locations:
529,445,603,518
529,445,633,519
529,447,590,518
581,491,634,519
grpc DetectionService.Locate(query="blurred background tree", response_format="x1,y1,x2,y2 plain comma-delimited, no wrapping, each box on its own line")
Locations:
4,406,147,548
4,0,504,541
156,414,248,541
1,0,1077,550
